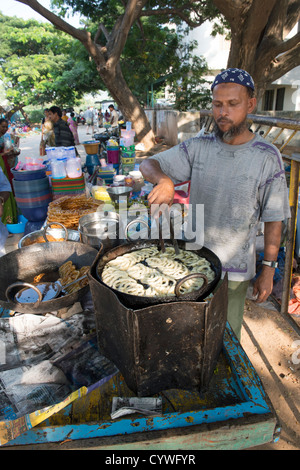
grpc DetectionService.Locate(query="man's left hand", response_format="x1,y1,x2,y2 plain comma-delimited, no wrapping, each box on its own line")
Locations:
252,267,274,303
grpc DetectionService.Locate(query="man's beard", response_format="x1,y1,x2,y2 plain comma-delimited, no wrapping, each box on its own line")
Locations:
213,117,248,143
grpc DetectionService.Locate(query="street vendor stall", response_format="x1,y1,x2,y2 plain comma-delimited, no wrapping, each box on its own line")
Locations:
0,137,280,449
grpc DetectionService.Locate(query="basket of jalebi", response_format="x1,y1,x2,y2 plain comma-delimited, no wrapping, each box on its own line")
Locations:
46,194,104,230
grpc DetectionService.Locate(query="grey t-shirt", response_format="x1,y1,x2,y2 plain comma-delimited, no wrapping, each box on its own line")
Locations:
150,133,290,281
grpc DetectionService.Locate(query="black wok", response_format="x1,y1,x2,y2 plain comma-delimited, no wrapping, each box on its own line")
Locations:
93,239,222,308
0,241,98,314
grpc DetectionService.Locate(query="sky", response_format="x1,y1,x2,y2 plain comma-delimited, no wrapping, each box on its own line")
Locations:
0,0,82,27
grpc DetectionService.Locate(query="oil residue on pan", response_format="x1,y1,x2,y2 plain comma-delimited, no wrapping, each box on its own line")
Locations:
15,283,60,303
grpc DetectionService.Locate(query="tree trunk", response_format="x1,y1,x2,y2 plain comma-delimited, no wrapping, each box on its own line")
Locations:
213,0,300,103
99,63,156,150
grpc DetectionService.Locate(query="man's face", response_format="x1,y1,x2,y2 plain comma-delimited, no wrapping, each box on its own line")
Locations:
48,111,59,123
212,83,256,142
0,121,8,136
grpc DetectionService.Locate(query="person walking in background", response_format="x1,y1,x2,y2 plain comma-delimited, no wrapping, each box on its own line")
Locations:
97,109,103,128
84,107,94,135
108,104,119,128
67,112,80,145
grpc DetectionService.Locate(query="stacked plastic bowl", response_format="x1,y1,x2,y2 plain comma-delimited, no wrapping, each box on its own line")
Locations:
12,167,52,222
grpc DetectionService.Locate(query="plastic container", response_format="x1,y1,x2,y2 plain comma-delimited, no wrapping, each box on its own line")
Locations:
13,176,50,194
86,154,100,176
18,204,50,223
66,157,82,178
45,147,57,159
11,167,46,181
83,141,100,155
13,174,52,222
113,175,125,185
51,159,67,179
6,214,28,234
92,186,112,202
107,149,119,164
64,146,76,159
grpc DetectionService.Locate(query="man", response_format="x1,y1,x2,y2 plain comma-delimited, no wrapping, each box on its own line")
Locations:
84,107,94,135
108,104,119,128
140,68,290,340
48,106,75,147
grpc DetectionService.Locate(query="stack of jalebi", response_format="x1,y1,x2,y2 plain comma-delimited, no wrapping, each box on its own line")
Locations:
47,195,104,230
58,261,90,294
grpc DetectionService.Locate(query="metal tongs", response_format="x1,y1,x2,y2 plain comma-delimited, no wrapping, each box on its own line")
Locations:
158,209,180,255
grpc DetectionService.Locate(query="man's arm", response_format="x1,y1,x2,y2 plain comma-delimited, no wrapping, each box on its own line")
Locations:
139,159,175,207
252,220,282,303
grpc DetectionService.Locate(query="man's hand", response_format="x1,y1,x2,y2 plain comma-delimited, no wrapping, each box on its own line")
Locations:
252,267,275,303
147,176,175,206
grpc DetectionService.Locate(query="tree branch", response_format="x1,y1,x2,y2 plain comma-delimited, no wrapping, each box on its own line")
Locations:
285,0,300,36
212,0,248,27
268,42,300,82
16,0,86,42
15,0,106,68
106,0,147,70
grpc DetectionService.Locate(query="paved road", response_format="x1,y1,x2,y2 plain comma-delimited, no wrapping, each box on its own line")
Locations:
18,124,94,162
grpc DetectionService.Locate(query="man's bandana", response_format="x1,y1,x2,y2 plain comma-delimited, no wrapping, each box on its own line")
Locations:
211,68,255,91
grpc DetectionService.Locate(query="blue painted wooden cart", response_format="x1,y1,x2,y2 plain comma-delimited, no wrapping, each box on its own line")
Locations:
3,324,279,450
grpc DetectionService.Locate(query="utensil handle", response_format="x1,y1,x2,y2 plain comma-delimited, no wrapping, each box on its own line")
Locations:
174,273,208,298
125,218,149,241
5,282,43,306
42,222,68,242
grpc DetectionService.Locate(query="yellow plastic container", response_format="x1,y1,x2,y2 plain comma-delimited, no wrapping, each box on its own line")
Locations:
92,186,111,202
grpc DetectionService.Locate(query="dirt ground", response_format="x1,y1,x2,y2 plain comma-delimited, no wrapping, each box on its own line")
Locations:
241,298,300,450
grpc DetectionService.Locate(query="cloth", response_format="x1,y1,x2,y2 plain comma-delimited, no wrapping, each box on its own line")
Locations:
150,133,290,282
0,167,13,255
211,68,255,90
53,119,75,147
0,159,18,226
227,279,250,340
67,117,79,145
0,134,19,189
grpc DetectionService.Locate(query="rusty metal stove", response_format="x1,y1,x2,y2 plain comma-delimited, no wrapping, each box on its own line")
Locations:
88,254,228,397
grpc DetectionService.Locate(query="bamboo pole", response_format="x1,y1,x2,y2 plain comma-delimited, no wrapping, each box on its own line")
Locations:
280,155,300,335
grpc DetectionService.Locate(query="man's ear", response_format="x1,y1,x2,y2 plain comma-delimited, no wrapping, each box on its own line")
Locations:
248,97,257,114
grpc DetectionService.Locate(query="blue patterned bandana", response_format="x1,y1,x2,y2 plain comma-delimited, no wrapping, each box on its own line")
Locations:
211,68,255,91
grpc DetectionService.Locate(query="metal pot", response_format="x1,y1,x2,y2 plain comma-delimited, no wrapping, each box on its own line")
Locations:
94,239,222,308
18,222,80,248
0,241,98,314
78,211,124,251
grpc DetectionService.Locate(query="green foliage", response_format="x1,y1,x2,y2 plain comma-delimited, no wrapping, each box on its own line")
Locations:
0,13,97,111
1,1,223,117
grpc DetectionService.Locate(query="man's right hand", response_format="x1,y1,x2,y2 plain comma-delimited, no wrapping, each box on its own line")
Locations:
147,176,175,207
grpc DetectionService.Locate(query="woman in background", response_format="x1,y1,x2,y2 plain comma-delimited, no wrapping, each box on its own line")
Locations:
67,112,79,145
0,118,19,224
0,166,13,255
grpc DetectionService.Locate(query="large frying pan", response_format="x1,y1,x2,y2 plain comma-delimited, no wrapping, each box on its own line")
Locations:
94,239,222,308
0,242,98,314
